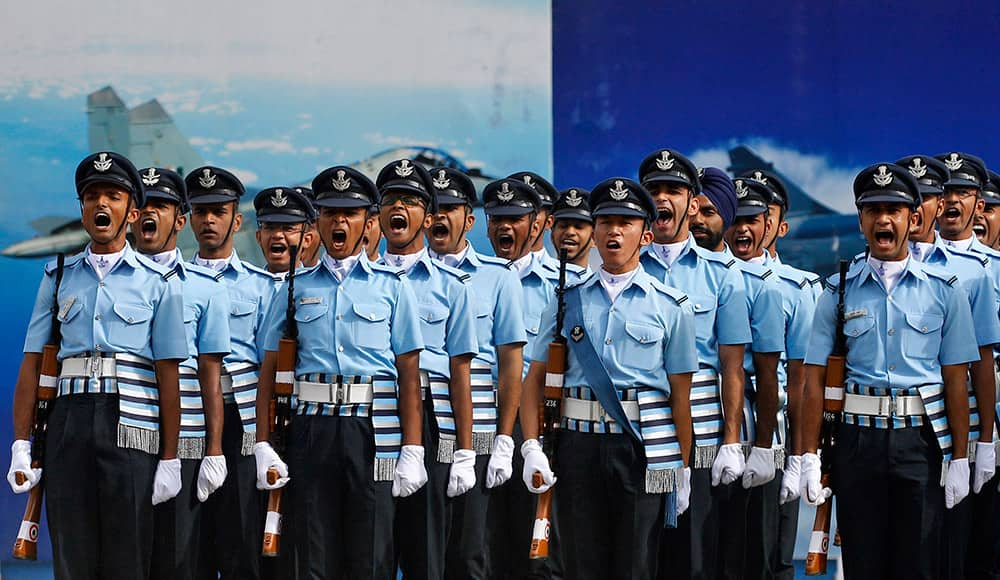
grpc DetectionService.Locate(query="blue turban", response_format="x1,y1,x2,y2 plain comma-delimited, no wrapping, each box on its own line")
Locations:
699,167,737,229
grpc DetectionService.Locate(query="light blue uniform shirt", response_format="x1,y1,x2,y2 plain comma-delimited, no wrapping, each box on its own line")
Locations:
530,266,699,393
260,254,423,378
641,236,751,372
764,254,816,385
719,248,786,372
174,260,232,367
805,258,978,389
772,252,822,302
193,250,273,366
919,237,1000,348
449,243,527,370
379,251,478,378
519,253,559,374
24,245,187,361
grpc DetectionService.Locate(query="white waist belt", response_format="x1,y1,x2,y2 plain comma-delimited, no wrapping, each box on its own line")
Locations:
843,392,925,417
562,397,639,423
61,357,117,379
295,380,374,405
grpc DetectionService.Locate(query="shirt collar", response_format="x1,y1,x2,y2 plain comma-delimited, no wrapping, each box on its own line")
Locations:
942,234,976,252
429,243,471,269
148,248,181,269
322,251,364,281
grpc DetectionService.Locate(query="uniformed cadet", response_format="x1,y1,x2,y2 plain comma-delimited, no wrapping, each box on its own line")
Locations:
975,171,1000,250
550,187,594,281
899,153,1000,578
801,162,979,579
482,177,556,579
509,171,561,275
8,152,187,578
185,166,274,579
255,165,425,578
132,167,231,580
520,177,697,579
935,153,1000,290
424,166,528,580
254,186,317,290
373,159,478,580
636,152,751,580
292,186,323,268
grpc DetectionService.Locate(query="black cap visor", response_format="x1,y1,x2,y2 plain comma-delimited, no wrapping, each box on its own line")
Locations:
856,190,918,206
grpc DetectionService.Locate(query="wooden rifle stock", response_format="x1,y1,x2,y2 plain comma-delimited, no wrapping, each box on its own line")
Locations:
13,254,63,560
262,246,298,557
805,261,848,576
529,250,568,560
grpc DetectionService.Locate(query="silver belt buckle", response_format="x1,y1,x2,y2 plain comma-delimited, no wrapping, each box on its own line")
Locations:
89,356,103,378
334,383,346,405
595,403,608,423
878,396,893,417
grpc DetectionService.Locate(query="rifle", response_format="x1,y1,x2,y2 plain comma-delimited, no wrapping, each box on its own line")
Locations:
262,245,298,557
13,253,64,560
529,249,568,560
805,260,848,576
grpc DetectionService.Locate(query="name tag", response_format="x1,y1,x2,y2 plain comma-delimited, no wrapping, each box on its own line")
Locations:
58,296,77,319
844,308,867,320
299,296,322,306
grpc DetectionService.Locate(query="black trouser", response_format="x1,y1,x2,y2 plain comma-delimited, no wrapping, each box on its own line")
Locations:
45,393,157,580
832,422,943,579
744,471,782,580
396,397,451,580
554,430,662,580
941,479,973,579
775,482,799,580
715,480,749,580
198,403,261,580
445,453,490,579
965,471,999,580
288,414,395,579
152,458,201,580
487,419,552,580
658,463,721,580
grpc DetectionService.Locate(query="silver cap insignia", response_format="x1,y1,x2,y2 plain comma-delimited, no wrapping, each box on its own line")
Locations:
332,170,351,192
609,180,629,201
656,151,674,171
564,189,583,207
908,158,927,178
271,188,287,207
395,160,414,178
497,182,514,203
873,165,893,187
735,180,748,198
752,171,768,185
93,153,113,173
141,168,160,186
944,153,963,171
433,170,450,190
198,169,217,189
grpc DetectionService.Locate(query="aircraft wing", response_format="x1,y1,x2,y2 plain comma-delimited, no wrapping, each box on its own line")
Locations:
727,145,837,217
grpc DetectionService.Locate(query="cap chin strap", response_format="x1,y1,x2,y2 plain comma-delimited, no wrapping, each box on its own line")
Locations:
154,205,181,255
109,197,135,246
215,202,239,252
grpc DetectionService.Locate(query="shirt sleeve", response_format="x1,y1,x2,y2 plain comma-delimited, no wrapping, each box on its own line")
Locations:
197,282,232,355
493,268,528,347
151,276,189,360
715,266,752,345
445,280,479,358
804,288,837,365
257,285,285,354
529,299,559,363
785,285,816,361
391,277,425,357
664,301,699,375
749,279,785,354
964,270,1000,347
22,270,56,354
939,282,981,366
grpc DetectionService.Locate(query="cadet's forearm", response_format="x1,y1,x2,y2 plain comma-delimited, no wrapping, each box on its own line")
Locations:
752,351,780,448
719,344,746,444
519,361,546,441
669,373,693,468
255,351,278,443
496,344,523,437
197,354,224,456
971,348,995,441
12,353,42,440
449,355,474,450
155,359,181,460
396,351,423,446
786,359,806,455
943,363,970,459
802,364,827,453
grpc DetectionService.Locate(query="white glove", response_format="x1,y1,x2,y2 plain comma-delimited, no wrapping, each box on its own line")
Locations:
973,442,996,494
152,458,182,505
801,452,832,506
945,458,970,509
677,466,692,516
486,434,515,489
392,445,428,498
779,455,802,504
447,449,477,497
743,446,776,489
711,443,745,486
196,454,228,502
521,439,556,494
6,440,40,494
253,442,289,490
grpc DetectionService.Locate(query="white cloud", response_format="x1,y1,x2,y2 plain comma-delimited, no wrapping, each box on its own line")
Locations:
300,146,321,155
228,168,259,186
689,138,861,213
189,137,222,147
363,132,437,149
224,139,295,154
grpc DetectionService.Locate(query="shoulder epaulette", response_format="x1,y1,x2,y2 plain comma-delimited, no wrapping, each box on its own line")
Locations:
477,254,510,267
369,261,406,279
242,261,273,278
134,252,173,277
566,272,596,291
434,261,471,283
649,278,689,305
923,266,959,287
761,268,773,280
694,246,737,269
184,262,223,281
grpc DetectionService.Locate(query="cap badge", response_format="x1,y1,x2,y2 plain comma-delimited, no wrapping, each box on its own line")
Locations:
944,153,963,171
93,153,113,173
395,160,414,178
522,175,534,188
752,171,768,185
433,170,450,190
141,168,161,186
565,189,583,207
908,158,927,178
873,165,893,187
271,189,287,207
735,179,748,198
497,182,515,203
697,167,705,179
570,325,584,342
609,180,629,201
656,151,675,171
198,169,217,189
332,170,351,192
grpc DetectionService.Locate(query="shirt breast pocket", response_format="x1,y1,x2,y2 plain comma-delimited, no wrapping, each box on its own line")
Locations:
843,314,876,353
902,312,943,360
110,303,154,351
524,307,542,340
57,297,84,325
474,304,493,344
229,299,259,339
351,302,391,351
688,294,715,344
294,302,330,352
622,321,665,372
419,302,449,349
